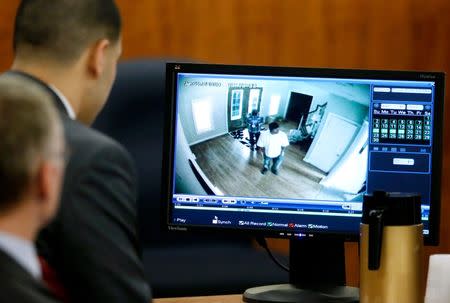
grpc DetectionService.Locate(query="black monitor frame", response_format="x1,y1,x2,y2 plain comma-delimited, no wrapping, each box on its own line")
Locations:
163,62,444,246
162,62,444,302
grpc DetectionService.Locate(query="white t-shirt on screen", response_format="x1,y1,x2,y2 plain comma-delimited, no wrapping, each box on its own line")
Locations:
257,130,289,158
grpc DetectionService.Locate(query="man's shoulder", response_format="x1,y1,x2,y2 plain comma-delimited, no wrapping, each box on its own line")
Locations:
258,130,270,139
280,130,289,138
279,131,290,145
0,286,57,303
60,117,133,175
0,251,57,303
63,118,128,155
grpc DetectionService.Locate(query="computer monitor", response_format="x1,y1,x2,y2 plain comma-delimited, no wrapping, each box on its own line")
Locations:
162,63,444,302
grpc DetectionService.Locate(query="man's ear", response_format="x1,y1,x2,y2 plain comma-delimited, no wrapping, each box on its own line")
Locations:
35,162,52,203
87,39,111,78
35,160,62,225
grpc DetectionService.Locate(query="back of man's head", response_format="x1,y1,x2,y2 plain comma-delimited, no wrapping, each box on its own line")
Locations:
0,75,63,216
13,0,121,64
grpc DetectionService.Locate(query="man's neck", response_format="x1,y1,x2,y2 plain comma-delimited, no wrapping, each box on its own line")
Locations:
11,61,82,117
0,208,38,242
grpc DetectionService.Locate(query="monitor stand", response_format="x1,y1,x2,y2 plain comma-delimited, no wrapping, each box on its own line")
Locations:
243,238,359,303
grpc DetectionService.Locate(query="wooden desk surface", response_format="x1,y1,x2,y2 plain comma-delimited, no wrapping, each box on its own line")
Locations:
154,294,243,303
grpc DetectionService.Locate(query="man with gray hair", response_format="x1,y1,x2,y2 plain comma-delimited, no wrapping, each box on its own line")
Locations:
0,75,65,302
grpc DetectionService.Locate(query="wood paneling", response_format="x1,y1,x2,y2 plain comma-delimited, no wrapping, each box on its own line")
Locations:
0,0,449,289
0,1,19,71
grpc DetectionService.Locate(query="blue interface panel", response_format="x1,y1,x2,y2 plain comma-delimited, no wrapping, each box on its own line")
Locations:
169,73,436,238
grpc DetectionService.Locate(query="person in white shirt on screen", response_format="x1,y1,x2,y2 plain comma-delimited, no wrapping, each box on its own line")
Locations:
257,122,289,175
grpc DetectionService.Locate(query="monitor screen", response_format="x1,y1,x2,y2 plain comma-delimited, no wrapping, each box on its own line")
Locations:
163,63,444,245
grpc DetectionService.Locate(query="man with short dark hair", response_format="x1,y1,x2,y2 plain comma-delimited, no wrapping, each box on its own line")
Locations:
257,122,289,175
0,75,65,303
7,1,151,302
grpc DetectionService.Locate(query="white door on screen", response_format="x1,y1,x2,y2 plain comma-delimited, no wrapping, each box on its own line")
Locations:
247,88,262,114
320,120,369,194
304,112,359,173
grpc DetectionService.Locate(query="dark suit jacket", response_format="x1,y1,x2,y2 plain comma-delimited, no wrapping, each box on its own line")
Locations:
0,249,59,303
5,71,152,303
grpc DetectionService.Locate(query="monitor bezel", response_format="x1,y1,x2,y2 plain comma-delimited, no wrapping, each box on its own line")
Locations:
162,62,445,245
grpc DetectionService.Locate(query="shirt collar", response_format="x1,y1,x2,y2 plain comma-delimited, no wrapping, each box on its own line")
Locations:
0,232,42,280
48,85,76,119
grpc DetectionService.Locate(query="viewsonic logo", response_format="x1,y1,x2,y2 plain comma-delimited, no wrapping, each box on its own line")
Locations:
419,74,435,79
168,226,188,232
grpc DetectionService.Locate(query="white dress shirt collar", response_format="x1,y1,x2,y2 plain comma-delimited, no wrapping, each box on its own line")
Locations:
48,85,76,119
0,231,42,280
